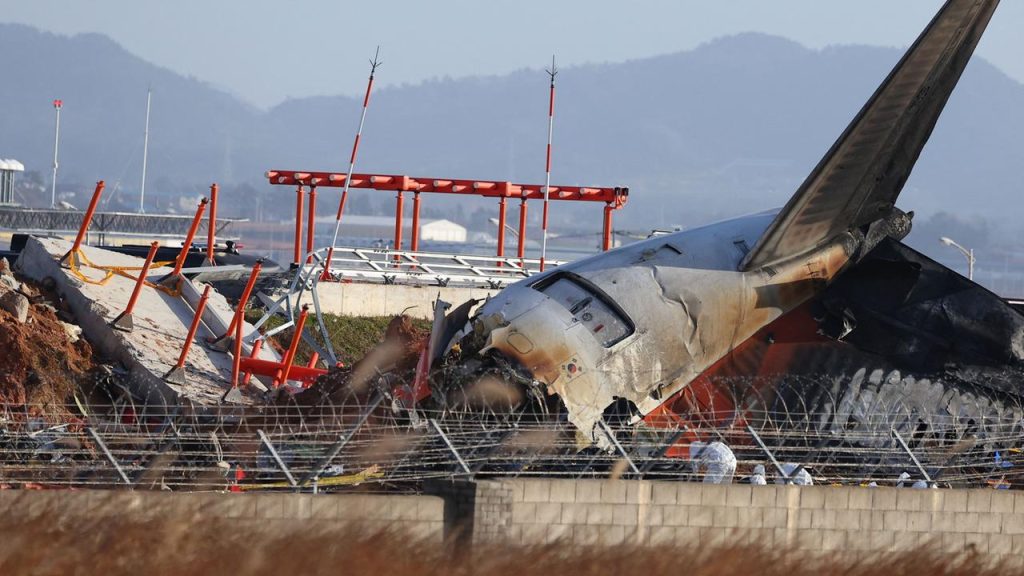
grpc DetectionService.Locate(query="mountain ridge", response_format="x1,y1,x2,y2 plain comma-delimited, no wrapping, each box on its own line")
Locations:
1,24,1021,240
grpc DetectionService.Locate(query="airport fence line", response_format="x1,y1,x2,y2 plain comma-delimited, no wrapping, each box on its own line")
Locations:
0,398,1021,493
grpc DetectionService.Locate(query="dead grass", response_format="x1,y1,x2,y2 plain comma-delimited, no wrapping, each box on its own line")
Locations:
0,494,1009,576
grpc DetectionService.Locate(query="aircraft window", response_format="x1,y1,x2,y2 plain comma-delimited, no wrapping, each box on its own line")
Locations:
533,275,634,347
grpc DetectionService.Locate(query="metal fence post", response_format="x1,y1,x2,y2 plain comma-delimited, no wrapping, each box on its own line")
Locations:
87,427,132,487
891,427,935,485
299,394,383,487
429,419,472,477
258,429,297,488
746,425,792,484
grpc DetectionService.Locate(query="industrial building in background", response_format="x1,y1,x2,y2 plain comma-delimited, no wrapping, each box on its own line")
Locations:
0,158,24,205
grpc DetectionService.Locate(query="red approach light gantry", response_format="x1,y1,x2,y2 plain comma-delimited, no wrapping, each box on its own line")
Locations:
265,170,630,267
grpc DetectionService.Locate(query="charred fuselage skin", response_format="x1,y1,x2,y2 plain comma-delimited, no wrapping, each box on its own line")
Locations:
475,210,854,442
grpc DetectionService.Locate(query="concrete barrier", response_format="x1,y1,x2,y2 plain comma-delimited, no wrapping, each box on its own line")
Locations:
429,479,1024,562
0,490,446,542
7,480,1024,563
313,282,498,319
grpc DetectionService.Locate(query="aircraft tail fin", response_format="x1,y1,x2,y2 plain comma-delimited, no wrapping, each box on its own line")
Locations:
740,0,999,271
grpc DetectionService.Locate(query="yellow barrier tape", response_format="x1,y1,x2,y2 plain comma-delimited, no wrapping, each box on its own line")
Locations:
237,466,384,491
65,249,181,296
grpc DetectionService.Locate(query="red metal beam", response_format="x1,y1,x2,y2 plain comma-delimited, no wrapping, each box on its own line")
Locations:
306,186,317,264
239,356,328,387
394,192,404,252
517,198,528,259
411,192,422,251
266,170,628,208
497,196,507,258
293,185,304,265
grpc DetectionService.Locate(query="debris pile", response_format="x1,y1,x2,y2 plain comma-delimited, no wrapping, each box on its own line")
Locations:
0,258,98,411
296,314,428,407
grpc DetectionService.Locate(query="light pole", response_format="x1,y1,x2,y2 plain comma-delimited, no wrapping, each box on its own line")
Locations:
940,236,975,281
50,99,63,208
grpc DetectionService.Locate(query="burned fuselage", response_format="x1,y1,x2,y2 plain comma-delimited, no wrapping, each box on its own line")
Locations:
473,211,854,443
457,0,1010,456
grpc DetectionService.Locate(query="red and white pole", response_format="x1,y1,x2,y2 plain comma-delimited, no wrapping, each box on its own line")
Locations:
540,56,557,272
325,47,382,280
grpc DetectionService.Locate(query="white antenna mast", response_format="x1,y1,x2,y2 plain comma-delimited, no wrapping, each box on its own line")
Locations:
139,87,152,213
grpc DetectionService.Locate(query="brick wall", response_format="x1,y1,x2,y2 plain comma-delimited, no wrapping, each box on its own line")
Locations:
439,479,1024,562
8,481,1024,563
0,490,446,541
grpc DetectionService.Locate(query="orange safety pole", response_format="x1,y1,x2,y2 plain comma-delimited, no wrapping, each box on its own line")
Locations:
207,183,218,265
293,184,304,266
163,284,211,385
410,192,421,252
230,297,244,391
303,352,320,388
61,180,105,266
517,198,528,260
208,260,263,347
497,196,508,258
602,203,614,252
320,246,335,281
111,241,159,331
306,185,317,264
276,304,309,388
166,197,208,281
394,191,404,252
242,338,263,386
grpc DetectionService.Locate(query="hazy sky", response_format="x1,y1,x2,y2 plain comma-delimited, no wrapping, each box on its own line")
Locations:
3,1,1021,109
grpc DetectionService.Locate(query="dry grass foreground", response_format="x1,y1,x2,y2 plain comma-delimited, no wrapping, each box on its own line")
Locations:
0,494,1008,576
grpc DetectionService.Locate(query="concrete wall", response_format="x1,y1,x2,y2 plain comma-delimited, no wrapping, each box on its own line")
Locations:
9,480,1024,564
314,282,498,319
0,490,446,542
444,479,1024,562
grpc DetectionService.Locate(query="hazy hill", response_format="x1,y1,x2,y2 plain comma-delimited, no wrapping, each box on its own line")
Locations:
2,24,1022,241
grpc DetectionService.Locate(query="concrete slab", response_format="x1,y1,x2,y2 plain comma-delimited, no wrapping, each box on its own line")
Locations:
16,236,279,406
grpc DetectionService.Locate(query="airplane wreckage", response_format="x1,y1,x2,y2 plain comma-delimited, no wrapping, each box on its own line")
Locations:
292,0,1024,483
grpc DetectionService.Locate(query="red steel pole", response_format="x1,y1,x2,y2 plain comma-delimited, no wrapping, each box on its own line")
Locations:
603,203,614,252
411,192,421,252
306,185,317,264
231,298,244,389
242,338,263,386
168,284,211,376
211,260,263,345
320,246,335,281
207,183,218,265
517,198,528,260
111,240,159,331
276,305,309,388
394,191,404,252
63,180,105,264
497,196,508,258
170,197,209,278
293,184,304,266
303,352,320,388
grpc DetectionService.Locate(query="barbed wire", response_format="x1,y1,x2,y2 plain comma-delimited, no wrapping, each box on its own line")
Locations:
1,386,1022,493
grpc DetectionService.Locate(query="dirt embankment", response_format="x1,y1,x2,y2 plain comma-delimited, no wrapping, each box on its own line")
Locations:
0,258,99,411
